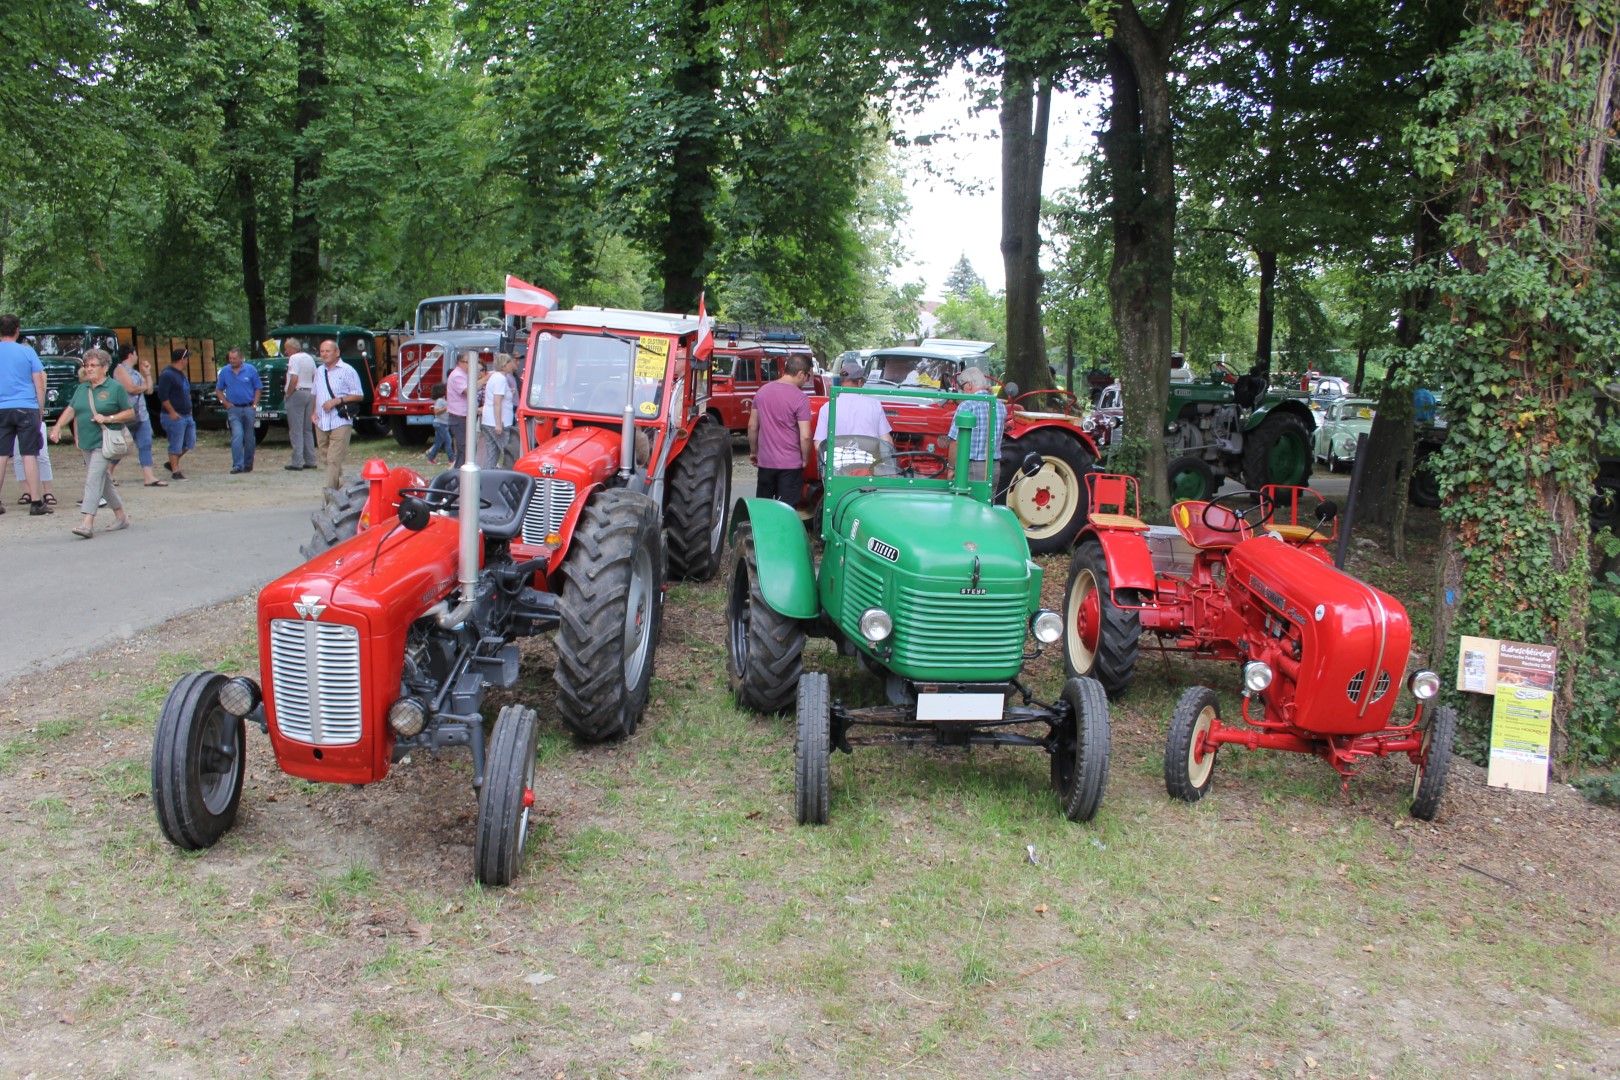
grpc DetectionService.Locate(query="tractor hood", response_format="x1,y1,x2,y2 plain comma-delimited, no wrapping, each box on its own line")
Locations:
834,489,1034,583
259,515,463,631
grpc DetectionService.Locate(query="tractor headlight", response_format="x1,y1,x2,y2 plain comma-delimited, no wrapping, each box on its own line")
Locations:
388,697,427,737
218,677,261,718
858,608,893,642
1408,670,1440,700
1243,661,1274,693
1031,609,1063,644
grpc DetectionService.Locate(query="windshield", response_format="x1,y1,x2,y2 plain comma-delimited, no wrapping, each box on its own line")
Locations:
866,354,952,388
414,298,508,333
22,331,115,357
526,331,667,418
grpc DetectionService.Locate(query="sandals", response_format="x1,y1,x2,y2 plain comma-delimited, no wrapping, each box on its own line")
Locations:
144,480,169,487
44,493,57,505
15,494,28,505
104,517,130,532
72,526,94,540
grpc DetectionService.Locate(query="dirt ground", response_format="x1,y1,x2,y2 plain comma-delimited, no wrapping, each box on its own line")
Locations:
1,444,1617,1078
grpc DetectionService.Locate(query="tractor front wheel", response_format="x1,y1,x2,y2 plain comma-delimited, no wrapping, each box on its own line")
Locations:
151,671,247,850
555,489,665,741
1063,541,1140,698
665,419,732,582
474,704,540,886
726,523,806,714
1243,412,1313,489
1409,705,1457,821
300,477,370,560
1051,677,1111,823
1004,429,1092,555
1165,685,1221,803
1167,454,1215,502
795,673,831,825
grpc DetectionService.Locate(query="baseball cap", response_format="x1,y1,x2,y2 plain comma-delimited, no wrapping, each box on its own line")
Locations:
838,360,866,380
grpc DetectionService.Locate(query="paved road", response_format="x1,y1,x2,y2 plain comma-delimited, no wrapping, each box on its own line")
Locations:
0,503,313,688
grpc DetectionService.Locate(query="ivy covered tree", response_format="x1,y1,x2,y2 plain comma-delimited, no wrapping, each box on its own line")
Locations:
1408,0,1620,766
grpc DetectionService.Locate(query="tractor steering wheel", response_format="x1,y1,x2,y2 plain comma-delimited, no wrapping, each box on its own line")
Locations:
1201,489,1274,534
895,450,948,478
399,485,493,512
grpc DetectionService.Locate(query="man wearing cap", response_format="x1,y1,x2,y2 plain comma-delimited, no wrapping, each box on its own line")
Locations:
156,347,197,479
813,360,892,463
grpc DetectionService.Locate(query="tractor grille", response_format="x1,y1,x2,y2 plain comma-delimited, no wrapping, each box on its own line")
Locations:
1346,670,1365,703
269,619,363,745
520,478,577,543
1370,671,1391,703
841,559,885,628
891,588,1026,669
45,367,77,407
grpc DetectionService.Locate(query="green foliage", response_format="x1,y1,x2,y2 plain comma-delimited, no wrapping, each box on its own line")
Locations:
1570,565,1620,764
933,285,1006,347
1572,770,1620,807
944,255,985,299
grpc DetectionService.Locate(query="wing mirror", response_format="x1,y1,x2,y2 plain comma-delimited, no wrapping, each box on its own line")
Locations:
1021,452,1045,477
1315,500,1339,523
1003,381,1020,399
397,495,432,532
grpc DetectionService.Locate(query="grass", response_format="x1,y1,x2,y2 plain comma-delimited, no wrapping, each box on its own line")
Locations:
0,570,1615,1078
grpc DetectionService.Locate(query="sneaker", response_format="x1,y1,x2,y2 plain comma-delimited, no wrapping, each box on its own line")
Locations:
30,500,51,516
230,467,243,475
171,472,187,481
244,465,253,473
284,464,302,471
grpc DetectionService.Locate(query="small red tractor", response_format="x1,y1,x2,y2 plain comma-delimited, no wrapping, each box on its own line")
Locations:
150,305,728,885
833,346,1104,555
1062,474,1455,818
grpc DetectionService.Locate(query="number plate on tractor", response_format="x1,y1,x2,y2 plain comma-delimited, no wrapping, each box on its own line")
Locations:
917,693,1004,722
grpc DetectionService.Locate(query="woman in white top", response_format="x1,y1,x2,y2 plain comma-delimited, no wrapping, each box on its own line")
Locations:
109,345,166,487
477,354,520,469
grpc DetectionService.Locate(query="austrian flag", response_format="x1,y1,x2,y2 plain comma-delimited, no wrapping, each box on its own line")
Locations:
505,275,559,318
695,291,713,361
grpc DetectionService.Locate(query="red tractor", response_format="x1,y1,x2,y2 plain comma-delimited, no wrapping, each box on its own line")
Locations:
1062,474,1455,818
149,305,728,885
852,346,1103,555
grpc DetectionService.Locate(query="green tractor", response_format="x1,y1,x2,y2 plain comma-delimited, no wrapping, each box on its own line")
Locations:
725,385,1112,824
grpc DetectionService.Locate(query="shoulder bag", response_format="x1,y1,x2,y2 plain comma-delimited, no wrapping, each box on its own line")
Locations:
92,389,131,461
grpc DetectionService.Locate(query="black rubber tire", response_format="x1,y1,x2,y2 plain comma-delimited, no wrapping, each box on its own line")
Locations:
555,489,664,741
391,416,430,448
725,523,806,714
474,704,540,885
1590,467,1620,533
795,672,831,825
1243,411,1313,489
1004,428,1093,555
1409,705,1457,821
1062,540,1140,698
253,418,273,445
151,671,247,850
1051,676,1111,823
299,477,369,560
1165,685,1221,803
355,417,389,439
1167,454,1216,503
664,419,732,582
1410,445,1442,508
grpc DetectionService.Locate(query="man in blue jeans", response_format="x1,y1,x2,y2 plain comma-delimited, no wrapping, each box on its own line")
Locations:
215,347,263,473
156,347,196,479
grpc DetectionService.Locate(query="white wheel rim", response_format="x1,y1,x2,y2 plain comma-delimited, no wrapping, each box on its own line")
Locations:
707,470,727,555
623,544,654,688
1065,569,1099,673
1010,457,1079,537
1187,705,1217,787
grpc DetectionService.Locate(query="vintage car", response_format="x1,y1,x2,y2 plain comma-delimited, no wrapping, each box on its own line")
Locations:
1312,397,1376,471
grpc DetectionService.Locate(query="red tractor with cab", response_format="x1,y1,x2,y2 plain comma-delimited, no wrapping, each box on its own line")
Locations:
150,305,728,885
1061,474,1455,818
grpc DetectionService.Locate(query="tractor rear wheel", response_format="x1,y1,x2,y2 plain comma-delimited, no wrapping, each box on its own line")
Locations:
555,489,664,741
1165,685,1221,803
726,523,806,714
1243,412,1313,489
1063,541,1140,698
1005,429,1092,555
300,477,370,560
665,419,732,582
1409,705,1457,821
151,671,246,850
474,704,540,886
1051,677,1111,823
795,673,831,825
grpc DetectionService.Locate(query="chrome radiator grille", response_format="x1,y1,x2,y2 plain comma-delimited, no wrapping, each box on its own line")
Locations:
520,478,577,543
269,619,363,745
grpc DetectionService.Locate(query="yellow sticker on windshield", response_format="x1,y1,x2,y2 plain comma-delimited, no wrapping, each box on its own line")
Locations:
639,400,657,416
635,336,670,380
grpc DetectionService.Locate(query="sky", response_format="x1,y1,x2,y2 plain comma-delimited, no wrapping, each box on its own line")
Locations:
894,73,1102,302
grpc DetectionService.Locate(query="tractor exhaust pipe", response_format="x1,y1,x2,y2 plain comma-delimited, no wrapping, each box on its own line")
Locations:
618,367,636,481
438,346,482,629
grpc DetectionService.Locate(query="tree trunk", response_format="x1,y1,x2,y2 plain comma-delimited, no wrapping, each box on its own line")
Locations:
1353,345,1368,395
1253,248,1276,378
1102,1,1185,513
657,0,720,314
288,0,325,325
1001,61,1053,395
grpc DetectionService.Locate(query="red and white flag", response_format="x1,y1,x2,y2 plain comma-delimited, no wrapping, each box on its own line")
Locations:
694,290,713,361
505,275,558,318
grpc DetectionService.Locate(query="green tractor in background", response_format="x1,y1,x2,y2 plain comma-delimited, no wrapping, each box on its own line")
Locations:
725,385,1112,825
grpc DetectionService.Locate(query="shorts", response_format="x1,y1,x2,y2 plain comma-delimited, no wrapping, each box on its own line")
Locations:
756,466,804,507
161,413,197,456
0,408,44,457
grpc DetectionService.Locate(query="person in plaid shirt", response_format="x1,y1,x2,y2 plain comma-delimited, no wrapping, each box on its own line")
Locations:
943,366,1006,483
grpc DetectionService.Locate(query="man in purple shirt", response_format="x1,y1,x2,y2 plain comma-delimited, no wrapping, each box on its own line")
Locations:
747,355,812,505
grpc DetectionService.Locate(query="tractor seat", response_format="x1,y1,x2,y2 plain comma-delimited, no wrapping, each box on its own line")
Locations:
1170,500,1253,550
1269,523,1330,544
427,469,535,541
1088,512,1149,531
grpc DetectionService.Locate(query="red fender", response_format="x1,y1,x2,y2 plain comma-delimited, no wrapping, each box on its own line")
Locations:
1081,526,1158,594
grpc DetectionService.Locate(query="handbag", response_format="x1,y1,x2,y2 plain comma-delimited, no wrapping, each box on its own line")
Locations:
322,367,355,421
90,393,131,460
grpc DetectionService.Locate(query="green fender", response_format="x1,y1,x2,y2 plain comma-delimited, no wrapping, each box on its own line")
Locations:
729,497,819,619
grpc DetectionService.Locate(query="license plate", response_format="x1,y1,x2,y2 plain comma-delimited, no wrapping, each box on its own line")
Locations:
916,693,1005,722
406,414,435,425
